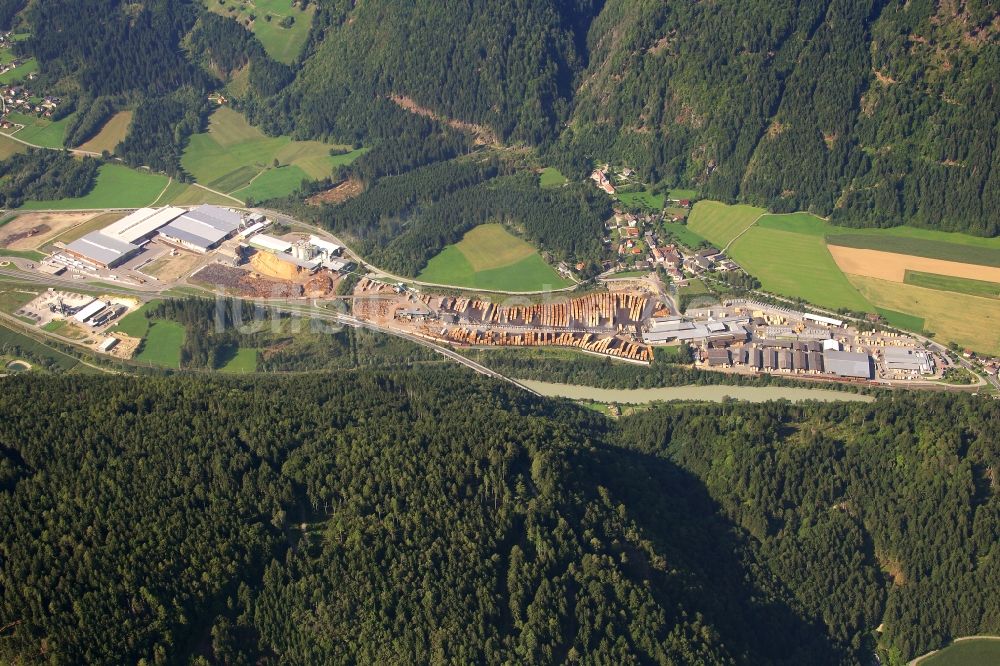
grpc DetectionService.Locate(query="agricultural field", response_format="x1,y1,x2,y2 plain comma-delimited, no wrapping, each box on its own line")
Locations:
218,347,258,373
874,308,925,333
77,111,133,154
135,320,185,369
232,165,310,203
915,638,1000,666
827,245,1000,283
19,164,170,210
538,167,568,188
617,188,664,210
687,200,765,248
417,223,572,292
0,133,27,159
207,0,316,64
164,183,241,207
828,233,1000,267
849,275,1000,354
686,203,1000,350
181,107,363,201
904,270,1000,299
727,225,874,311
1,111,74,149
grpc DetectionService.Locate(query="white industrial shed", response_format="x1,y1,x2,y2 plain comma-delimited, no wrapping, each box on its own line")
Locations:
249,234,293,254
102,207,186,244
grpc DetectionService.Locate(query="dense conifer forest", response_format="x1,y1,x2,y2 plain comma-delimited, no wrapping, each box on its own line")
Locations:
0,150,98,208
0,372,995,664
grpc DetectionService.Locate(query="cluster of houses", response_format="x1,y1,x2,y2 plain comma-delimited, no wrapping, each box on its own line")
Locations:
589,165,620,195
604,208,739,281
0,85,59,128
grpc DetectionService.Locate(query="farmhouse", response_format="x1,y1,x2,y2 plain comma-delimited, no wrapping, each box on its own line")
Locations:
64,232,142,269
158,205,242,253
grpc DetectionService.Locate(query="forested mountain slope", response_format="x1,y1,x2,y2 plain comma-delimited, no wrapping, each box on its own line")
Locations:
0,372,996,665
565,0,1000,234
8,0,1000,232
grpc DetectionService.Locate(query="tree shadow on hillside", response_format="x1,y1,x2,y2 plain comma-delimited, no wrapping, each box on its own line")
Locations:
576,443,846,665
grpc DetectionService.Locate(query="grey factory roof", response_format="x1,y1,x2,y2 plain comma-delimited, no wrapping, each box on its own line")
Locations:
883,347,934,373
159,205,242,250
65,232,140,266
823,350,872,379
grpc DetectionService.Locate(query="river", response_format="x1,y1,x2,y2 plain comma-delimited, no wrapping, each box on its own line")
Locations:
518,379,875,404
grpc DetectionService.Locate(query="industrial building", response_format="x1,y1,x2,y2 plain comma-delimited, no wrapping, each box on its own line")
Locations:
101,207,185,244
248,234,293,254
73,299,107,324
883,347,935,375
643,316,749,345
64,232,142,269
823,350,873,379
158,205,243,253
309,235,343,258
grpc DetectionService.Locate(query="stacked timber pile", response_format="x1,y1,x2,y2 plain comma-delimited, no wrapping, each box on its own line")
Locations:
445,328,652,363
438,292,648,329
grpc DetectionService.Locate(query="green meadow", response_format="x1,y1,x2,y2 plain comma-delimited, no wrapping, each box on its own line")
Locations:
903,270,1000,299
617,188,664,210
20,164,169,210
181,107,364,202
538,167,568,188
207,0,316,64
418,223,572,292
135,320,185,369
916,638,1000,666
687,200,765,248
1,111,74,149
218,347,258,373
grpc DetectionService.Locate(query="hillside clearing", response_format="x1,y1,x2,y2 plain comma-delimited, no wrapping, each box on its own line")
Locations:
181,107,361,201
135,320,185,369
77,111,133,154
208,0,316,64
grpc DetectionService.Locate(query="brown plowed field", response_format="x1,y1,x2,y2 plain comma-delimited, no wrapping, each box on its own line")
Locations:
829,245,1000,283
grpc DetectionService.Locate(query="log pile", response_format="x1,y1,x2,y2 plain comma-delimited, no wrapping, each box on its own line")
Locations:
446,328,652,362
434,292,647,329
